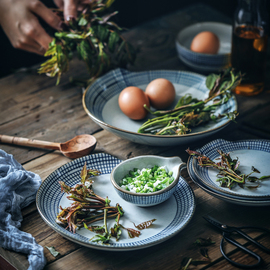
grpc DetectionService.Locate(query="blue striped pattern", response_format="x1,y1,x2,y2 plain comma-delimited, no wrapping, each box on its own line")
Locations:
195,139,270,160
36,153,196,250
192,139,270,198
188,154,270,206
115,186,176,206
177,43,229,67
84,68,209,121
83,69,237,146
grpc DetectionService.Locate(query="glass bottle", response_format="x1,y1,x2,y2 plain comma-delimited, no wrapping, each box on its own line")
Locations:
230,0,268,96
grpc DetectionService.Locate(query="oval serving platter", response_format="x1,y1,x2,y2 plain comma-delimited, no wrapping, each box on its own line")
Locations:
36,153,196,251
82,68,237,146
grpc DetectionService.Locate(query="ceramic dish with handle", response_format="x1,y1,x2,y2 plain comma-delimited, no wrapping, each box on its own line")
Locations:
82,68,237,146
110,155,186,207
192,139,270,198
175,22,232,73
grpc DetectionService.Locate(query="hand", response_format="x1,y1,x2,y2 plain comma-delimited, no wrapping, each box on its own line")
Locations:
53,0,91,22
0,0,63,55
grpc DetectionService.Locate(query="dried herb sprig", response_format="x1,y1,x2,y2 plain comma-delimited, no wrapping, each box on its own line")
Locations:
39,0,136,86
186,149,270,189
138,68,242,136
56,163,124,244
194,237,215,246
56,163,157,244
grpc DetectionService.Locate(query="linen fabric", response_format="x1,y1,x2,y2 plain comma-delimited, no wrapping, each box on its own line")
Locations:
0,149,46,270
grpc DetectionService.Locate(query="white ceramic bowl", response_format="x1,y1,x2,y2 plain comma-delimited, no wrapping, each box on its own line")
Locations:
82,68,237,146
175,22,232,73
110,155,186,207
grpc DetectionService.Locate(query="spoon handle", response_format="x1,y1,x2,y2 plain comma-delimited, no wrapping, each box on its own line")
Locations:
0,134,60,150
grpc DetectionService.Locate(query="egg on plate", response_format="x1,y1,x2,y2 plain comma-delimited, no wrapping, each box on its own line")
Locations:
145,78,175,109
118,86,150,120
190,31,220,54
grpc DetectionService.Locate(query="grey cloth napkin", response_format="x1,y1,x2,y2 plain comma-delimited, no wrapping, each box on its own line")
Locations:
0,149,46,270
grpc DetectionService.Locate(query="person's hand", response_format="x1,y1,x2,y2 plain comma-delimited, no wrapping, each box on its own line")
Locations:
0,0,63,55
53,0,91,23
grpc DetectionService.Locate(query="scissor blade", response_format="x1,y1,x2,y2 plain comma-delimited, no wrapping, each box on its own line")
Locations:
203,215,227,231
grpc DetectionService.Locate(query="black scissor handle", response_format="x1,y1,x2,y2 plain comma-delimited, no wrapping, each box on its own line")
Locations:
236,226,270,253
220,233,262,269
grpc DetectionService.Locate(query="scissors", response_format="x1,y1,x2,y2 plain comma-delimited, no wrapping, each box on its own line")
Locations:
203,215,270,269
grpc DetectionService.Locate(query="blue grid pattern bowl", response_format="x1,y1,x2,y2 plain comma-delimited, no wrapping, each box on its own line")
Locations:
82,68,237,146
111,155,186,207
175,22,232,73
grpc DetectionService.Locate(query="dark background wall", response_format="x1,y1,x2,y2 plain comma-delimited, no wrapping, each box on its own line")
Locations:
0,0,240,78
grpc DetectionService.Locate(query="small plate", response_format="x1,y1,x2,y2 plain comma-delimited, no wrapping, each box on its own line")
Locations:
83,68,237,146
187,155,270,207
36,153,196,251
175,22,232,73
192,139,270,198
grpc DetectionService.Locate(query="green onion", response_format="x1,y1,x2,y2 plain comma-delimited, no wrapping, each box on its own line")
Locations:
119,166,174,194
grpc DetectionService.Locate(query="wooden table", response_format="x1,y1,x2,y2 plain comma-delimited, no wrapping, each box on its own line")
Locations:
1,3,270,270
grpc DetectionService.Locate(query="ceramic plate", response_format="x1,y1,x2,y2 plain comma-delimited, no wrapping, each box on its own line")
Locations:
192,139,270,198
82,68,237,146
36,153,196,251
187,155,270,207
175,22,232,73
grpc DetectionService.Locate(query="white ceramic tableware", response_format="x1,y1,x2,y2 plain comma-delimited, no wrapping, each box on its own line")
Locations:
186,139,270,207
175,22,232,73
36,153,196,250
83,68,237,146
192,139,270,198
111,155,186,207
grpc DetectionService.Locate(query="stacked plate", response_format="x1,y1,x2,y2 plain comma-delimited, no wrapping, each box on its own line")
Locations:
187,139,270,206
175,22,232,73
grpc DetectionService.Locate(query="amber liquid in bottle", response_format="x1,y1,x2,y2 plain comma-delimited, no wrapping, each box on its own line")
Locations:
231,25,268,96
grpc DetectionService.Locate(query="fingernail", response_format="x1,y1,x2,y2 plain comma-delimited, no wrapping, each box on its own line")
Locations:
66,16,76,25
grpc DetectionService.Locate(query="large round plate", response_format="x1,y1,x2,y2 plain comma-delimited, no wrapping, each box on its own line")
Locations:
192,139,270,198
36,153,195,251
82,68,237,146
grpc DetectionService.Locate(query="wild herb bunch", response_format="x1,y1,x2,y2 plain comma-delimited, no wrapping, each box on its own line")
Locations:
56,162,124,243
138,68,242,135
186,148,270,189
38,0,136,85
56,162,156,244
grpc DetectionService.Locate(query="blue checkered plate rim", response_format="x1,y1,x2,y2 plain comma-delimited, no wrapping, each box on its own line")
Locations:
192,139,270,199
82,68,237,146
36,153,196,251
187,154,270,206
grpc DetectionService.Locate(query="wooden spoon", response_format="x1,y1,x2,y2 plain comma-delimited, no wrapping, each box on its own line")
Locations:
0,134,97,159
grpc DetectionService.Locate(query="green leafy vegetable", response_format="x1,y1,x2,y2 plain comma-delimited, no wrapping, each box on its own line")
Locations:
119,166,174,193
138,68,242,136
38,0,136,86
186,149,270,189
193,237,215,246
56,164,124,244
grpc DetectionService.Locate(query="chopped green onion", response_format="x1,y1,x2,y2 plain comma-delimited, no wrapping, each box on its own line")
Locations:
119,166,174,194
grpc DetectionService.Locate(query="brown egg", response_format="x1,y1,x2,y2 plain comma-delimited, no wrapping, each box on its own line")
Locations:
145,78,176,109
118,86,150,120
190,31,220,54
